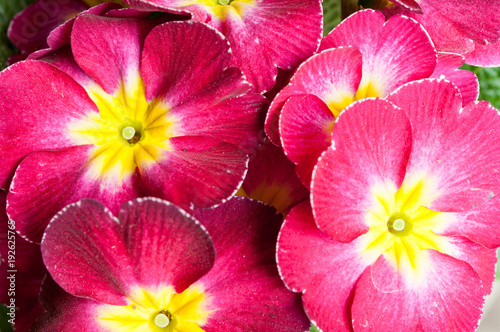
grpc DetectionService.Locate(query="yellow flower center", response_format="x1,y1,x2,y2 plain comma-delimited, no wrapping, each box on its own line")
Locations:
181,0,255,20
97,284,212,332
360,173,452,279
67,79,177,181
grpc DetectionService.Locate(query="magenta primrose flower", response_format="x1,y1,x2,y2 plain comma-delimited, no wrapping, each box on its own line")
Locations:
277,79,500,331
384,0,500,66
124,0,323,93
33,197,309,331
265,9,478,188
0,17,266,244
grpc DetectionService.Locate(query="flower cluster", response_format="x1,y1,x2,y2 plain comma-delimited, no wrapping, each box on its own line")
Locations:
0,0,499,331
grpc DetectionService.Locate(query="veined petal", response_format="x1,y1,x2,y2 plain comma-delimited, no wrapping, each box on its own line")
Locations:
118,198,215,292
430,52,479,105
41,199,137,305
0,60,99,188
321,10,437,99
387,79,500,214
277,202,374,332
71,14,158,97
266,46,363,145
194,197,309,331
280,94,336,189
352,250,485,331
466,41,500,67
139,136,248,210
312,98,412,243
8,145,143,244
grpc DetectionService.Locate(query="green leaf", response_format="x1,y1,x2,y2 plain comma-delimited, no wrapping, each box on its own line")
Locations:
461,64,500,110
323,0,341,36
310,324,320,332
0,304,14,332
0,0,35,69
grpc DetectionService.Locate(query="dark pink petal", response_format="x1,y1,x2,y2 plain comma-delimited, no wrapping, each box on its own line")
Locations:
41,199,136,305
418,0,500,45
142,21,231,104
430,52,479,105
466,41,500,67
8,145,143,243
352,250,485,331
32,275,104,332
321,10,437,98
266,46,363,145
220,0,322,93
277,202,372,331
240,139,309,215
0,60,98,189
118,198,215,292
139,136,248,210
312,98,412,242
392,0,422,13
280,94,335,188
387,80,500,213
7,0,89,54
194,197,309,331
71,14,156,95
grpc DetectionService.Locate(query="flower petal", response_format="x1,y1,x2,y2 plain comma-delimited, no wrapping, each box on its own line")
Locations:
118,197,215,292
387,79,500,213
277,201,373,331
0,60,98,188
312,98,412,242
139,136,248,210
8,145,142,243
266,46,363,145
194,197,309,331
352,250,485,331
41,199,136,305
280,94,335,188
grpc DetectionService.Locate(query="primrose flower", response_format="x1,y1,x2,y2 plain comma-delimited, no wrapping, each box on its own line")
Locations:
265,9,478,188
277,79,500,331
237,138,309,215
382,0,500,66
124,0,322,93
0,17,266,243
33,197,309,331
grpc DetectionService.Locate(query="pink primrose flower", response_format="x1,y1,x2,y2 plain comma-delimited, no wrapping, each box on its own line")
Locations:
277,79,500,331
123,0,323,93
0,17,266,244
265,9,478,189
33,197,309,331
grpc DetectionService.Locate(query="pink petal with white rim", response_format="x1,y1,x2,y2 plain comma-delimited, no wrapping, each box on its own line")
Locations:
7,145,143,244
321,10,437,98
219,0,322,93
387,79,500,213
466,41,500,67
6,0,89,54
139,136,248,210
266,46,363,145
118,198,215,292
41,199,137,305
141,21,231,104
312,98,412,243
352,250,485,332
194,197,309,331
277,201,374,332
430,52,479,105
167,67,267,153
280,94,335,188
32,275,105,332
71,14,156,96
0,60,98,188
240,139,309,215
391,0,422,13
